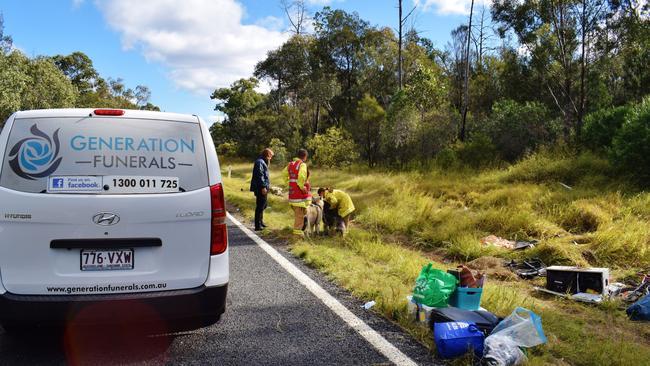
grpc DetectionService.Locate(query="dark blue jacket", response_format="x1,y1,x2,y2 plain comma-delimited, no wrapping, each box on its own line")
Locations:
250,157,270,194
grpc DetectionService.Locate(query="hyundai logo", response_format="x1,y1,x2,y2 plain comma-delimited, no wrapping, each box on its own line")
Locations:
92,212,120,226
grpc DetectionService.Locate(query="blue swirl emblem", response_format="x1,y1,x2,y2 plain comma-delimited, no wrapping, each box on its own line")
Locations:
9,124,63,180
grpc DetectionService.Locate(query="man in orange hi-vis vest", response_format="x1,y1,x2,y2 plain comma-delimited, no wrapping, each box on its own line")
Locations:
283,149,312,236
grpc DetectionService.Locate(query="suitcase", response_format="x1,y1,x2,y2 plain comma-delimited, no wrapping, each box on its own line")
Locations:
429,306,501,335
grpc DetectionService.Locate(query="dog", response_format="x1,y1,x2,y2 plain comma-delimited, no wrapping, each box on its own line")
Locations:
304,195,324,236
322,201,346,235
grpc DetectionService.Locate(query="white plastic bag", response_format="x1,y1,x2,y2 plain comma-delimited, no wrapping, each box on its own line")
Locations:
482,307,547,366
482,335,526,366
490,307,547,348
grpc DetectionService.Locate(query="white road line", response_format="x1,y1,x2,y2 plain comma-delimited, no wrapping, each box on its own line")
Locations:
226,213,418,366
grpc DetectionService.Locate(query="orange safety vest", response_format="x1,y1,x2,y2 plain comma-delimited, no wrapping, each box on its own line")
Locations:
287,160,311,203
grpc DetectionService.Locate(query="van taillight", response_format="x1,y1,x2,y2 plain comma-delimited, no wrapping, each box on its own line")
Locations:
94,109,125,116
210,183,227,255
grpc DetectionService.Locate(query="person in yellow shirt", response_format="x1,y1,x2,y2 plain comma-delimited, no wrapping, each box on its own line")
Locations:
318,187,355,234
283,149,312,236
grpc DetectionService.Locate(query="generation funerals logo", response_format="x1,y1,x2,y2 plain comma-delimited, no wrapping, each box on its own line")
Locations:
9,124,62,180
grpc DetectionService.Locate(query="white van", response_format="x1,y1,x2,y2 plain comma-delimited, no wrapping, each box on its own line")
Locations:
0,109,228,331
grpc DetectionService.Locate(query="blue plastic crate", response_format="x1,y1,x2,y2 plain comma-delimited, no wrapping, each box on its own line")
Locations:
449,287,483,311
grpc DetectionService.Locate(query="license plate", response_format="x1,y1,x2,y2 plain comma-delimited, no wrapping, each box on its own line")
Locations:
81,249,134,271
104,176,180,194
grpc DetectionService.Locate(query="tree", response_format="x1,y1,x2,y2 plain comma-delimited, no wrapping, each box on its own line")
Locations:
52,52,99,95
211,78,264,121
135,85,151,107
0,51,29,124
282,0,308,35
397,1,416,90
354,94,384,167
21,57,77,111
460,0,475,142
307,127,359,167
483,100,556,161
314,7,371,125
492,0,590,141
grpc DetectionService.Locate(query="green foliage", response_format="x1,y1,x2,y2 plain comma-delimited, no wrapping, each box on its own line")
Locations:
21,57,77,111
0,51,29,124
483,100,556,161
0,41,158,126
610,96,650,184
353,94,384,167
454,134,499,168
268,137,288,166
582,106,631,152
211,77,263,121
307,127,359,167
52,51,99,95
216,141,239,158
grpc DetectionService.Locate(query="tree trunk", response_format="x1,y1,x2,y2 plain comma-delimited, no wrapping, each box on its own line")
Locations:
314,104,321,135
460,0,475,142
398,0,403,90
577,0,587,141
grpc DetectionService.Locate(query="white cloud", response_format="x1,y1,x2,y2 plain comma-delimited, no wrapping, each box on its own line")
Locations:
413,0,492,16
72,0,85,7
95,0,289,95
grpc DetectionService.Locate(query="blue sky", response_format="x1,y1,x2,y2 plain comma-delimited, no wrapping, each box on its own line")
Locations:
0,0,487,124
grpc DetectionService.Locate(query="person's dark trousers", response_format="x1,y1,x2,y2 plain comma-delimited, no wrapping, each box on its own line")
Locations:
254,190,268,230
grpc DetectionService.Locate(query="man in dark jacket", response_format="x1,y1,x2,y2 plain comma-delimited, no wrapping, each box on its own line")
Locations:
250,148,274,230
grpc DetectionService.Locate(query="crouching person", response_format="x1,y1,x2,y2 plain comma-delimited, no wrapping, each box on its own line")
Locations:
284,149,312,237
318,187,355,235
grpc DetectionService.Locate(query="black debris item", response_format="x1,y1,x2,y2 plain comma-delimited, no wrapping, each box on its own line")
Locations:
514,240,538,251
504,258,547,279
429,306,501,336
621,275,650,303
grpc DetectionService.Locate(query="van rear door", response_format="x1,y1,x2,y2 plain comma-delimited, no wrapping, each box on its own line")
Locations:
0,113,212,295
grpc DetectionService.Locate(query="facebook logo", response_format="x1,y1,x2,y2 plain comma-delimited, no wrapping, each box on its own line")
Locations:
52,178,64,189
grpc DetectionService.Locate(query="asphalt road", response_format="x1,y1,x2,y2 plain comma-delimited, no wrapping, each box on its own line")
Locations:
0,216,436,366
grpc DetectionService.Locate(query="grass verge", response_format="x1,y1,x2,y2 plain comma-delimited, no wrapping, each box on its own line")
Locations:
221,154,650,366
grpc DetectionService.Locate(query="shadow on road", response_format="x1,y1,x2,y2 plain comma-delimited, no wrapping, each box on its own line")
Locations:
0,323,186,366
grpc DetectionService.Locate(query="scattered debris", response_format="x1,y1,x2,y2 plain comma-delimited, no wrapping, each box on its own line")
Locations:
514,240,538,250
559,182,573,190
434,321,485,359
546,266,609,296
362,300,376,310
449,265,485,288
269,186,284,196
607,282,627,298
504,258,547,279
482,334,526,366
481,235,537,251
481,235,515,249
413,263,457,307
620,275,650,303
481,307,547,366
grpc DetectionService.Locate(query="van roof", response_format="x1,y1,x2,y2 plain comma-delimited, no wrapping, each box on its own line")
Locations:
12,109,201,124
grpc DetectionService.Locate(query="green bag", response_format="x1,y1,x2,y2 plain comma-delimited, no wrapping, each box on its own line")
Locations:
413,263,458,307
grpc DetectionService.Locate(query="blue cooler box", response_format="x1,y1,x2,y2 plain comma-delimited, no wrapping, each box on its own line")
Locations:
449,287,483,310
433,321,484,359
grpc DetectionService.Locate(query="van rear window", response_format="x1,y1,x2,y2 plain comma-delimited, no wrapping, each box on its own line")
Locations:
0,117,209,193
